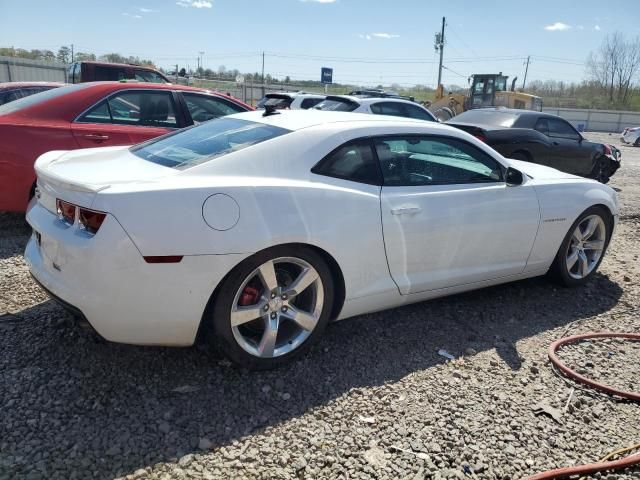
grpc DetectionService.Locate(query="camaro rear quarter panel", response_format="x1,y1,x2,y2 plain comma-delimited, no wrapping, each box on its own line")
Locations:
26,202,248,345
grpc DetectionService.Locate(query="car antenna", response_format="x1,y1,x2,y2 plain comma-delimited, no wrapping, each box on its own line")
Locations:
263,104,281,117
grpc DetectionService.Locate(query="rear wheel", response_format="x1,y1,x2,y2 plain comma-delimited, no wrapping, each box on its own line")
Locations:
210,245,334,370
550,206,611,287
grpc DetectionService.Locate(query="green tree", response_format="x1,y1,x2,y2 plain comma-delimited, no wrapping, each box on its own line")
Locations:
57,46,71,63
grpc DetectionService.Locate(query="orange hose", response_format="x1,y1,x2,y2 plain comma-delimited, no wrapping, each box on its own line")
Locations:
524,332,640,479
526,452,640,480
548,332,640,401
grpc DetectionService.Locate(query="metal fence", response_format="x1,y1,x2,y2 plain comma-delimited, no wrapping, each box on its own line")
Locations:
542,107,640,133
0,56,67,83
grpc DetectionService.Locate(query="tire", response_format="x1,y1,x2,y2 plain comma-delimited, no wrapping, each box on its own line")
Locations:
509,151,530,162
634,137,640,147
549,206,612,287
588,157,610,184
209,245,334,370
433,107,455,122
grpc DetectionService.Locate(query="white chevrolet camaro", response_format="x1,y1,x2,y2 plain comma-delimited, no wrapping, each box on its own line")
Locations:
25,110,618,369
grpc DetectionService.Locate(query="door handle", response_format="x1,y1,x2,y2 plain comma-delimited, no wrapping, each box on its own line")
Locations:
552,141,560,146
391,206,422,215
83,134,110,141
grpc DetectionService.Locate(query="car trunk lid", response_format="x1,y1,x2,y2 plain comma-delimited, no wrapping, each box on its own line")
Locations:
34,146,175,212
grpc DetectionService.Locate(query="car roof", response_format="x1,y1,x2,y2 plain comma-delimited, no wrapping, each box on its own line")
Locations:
462,107,554,118
73,61,160,71
325,95,420,106
226,109,448,132
0,81,250,122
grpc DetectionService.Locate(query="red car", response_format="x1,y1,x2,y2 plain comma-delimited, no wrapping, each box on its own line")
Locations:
0,81,64,106
0,82,252,212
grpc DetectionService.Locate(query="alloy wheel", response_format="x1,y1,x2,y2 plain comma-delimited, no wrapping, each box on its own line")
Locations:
230,257,324,358
565,214,606,280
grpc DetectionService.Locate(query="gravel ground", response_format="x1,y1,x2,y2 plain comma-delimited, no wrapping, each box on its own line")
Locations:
1,133,639,480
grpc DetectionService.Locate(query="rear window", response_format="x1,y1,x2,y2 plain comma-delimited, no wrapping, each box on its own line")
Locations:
0,83,92,115
314,98,359,112
131,117,290,169
260,95,293,110
449,110,519,128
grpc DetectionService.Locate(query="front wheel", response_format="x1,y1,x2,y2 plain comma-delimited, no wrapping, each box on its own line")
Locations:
550,207,611,287
210,246,334,370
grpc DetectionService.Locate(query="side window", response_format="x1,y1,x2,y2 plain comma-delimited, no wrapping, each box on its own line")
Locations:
534,118,549,136
548,119,580,140
134,70,167,83
312,141,381,185
403,104,435,121
74,63,82,82
68,64,76,83
183,93,245,123
300,98,323,109
77,100,112,124
108,91,177,127
78,91,178,127
0,91,22,106
94,66,126,81
374,136,503,186
370,102,405,117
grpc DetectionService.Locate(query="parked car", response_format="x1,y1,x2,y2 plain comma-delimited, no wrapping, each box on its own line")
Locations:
0,82,63,106
68,61,170,84
314,95,437,122
0,81,252,212
256,92,326,110
25,110,617,369
621,126,640,146
446,108,620,183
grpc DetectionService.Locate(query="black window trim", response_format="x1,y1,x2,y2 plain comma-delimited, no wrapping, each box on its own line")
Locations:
311,133,505,187
372,133,506,186
74,88,187,129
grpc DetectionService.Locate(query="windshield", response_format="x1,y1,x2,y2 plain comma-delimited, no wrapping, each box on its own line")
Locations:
131,117,290,169
314,98,359,112
449,109,519,128
0,83,93,115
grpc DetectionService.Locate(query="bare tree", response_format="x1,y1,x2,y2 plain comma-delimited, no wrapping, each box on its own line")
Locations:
588,32,640,105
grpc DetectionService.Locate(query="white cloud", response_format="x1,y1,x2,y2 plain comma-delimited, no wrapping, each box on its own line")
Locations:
372,32,399,39
139,7,153,13
358,34,372,40
594,25,601,31
544,22,571,31
122,12,142,18
177,0,212,8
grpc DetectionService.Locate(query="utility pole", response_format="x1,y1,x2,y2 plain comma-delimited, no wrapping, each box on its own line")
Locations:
199,51,204,73
435,17,445,87
261,51,265,97
522,55,530,89
70,44,74,63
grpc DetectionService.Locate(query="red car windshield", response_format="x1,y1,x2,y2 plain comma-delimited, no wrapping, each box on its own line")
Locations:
0,83,93,115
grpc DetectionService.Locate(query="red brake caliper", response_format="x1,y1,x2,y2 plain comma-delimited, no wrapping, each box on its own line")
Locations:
239,286,261,306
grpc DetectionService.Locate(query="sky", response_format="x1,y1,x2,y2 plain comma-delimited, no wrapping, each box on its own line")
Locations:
1,0,638,88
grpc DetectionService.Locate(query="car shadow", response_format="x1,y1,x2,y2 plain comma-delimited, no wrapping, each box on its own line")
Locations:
0,213,31,260
0,269,623,478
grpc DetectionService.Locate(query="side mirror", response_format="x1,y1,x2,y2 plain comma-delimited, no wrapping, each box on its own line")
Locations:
506,167,524,187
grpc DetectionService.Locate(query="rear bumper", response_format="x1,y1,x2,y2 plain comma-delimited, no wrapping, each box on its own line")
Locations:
25,201,249,346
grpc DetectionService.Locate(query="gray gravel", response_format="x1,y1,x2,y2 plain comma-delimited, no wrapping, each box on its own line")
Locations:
1,134,639,480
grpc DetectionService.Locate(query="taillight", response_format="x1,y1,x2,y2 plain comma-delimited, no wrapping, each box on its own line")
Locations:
56,199,76,225
474,133,487,143
603,144,612,155
78,208,107,235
